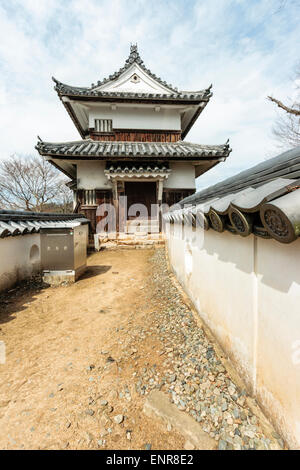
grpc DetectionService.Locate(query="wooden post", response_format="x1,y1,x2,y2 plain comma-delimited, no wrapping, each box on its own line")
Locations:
112,180,119,234
158,179,163,233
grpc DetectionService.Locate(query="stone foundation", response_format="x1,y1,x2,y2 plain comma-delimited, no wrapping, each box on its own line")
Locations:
94,232,165,251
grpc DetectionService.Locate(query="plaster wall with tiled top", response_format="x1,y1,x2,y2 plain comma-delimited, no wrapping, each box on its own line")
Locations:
167,228,300,450
0,234,41,292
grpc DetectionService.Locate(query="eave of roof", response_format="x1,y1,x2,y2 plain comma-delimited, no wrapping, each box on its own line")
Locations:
165,146,300,244
36,139,231,161
53,83,213,103
0,211,89,238
181,146,300,205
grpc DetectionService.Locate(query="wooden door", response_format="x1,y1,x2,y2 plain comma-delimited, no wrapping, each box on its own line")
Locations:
125,182,157,220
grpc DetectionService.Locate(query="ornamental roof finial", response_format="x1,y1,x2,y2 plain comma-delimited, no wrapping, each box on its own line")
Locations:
130,43,138,53
127,43,142,66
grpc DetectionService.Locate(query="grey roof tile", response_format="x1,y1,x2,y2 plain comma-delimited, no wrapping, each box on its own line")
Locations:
36,139,231,160
180,147,300,206
166,146,300,244
0,211,89,238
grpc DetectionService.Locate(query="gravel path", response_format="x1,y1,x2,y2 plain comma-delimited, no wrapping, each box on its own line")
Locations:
130,248,284,450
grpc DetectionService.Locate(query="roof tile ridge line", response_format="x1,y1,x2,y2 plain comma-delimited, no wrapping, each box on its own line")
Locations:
180,139,231,148
89,44,179,94
52,76,90,91
37,138,94,146
181,84,213,96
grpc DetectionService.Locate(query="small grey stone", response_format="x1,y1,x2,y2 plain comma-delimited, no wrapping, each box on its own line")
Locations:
218,439,227,450
168,374,177,383
85,409,95,416
114,414,124,424
145,443,152,450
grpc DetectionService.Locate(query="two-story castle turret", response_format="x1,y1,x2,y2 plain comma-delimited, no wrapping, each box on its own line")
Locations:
36,44,231,241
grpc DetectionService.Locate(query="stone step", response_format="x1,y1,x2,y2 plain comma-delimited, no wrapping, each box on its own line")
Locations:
126,221,159,234
126,220,159,226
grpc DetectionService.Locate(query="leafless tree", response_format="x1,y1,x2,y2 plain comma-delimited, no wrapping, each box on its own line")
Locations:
268,65,300,148
0,155,72,212
55,180,73,213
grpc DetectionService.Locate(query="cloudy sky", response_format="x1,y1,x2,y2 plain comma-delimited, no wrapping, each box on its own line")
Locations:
0,0,299,189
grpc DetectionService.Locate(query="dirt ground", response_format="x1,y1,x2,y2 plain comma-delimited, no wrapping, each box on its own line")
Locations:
0,248,185,450
0,248,282,450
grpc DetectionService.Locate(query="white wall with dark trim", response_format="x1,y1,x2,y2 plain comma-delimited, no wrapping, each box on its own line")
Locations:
166,224,300,449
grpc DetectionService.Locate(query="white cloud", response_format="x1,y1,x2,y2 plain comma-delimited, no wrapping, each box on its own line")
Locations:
0,0,299,189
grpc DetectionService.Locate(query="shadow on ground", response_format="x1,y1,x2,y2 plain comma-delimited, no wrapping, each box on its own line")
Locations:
79,265,111,280
0,276,48,326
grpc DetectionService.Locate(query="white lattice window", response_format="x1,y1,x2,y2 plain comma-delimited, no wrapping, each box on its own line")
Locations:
94,119,113,133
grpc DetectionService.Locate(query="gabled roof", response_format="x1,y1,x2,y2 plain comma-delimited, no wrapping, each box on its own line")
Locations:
52,45,213,139
53,44,212,102
36,139,231,160
91,44,177,92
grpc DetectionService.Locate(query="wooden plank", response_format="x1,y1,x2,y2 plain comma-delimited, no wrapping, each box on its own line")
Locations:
89,129,181,142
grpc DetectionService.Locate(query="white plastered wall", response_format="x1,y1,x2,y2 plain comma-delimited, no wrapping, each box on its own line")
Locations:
164,163,196,189
77,161,112,190
88,105,181,131
0,234,41,292
167,226,300,449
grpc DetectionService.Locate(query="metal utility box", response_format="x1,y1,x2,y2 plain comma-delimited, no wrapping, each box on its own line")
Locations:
41,221,89,285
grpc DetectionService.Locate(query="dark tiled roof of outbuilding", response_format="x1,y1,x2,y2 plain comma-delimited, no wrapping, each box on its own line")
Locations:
165,147,300,244
0,210,88,238
36,139,231,160
180,147,300,206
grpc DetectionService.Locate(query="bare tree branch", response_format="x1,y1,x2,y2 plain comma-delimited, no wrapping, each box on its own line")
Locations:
267,96,300,116
268,64,300,149
0,155,73,212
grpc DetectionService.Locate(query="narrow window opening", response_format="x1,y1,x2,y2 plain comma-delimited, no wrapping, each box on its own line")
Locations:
94,119,113,133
